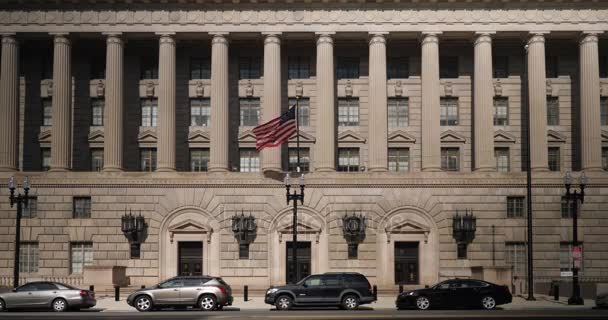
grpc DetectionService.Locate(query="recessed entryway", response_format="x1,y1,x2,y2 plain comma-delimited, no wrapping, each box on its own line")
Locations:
395,241,419,285
286,241,311,284
178,241,203,276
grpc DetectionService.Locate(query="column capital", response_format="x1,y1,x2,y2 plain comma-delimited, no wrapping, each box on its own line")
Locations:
263,33,281,45
211,33,229,45
474,32,494,45
527,32,548,45
1,34,17,45
421,32,441,45
316,33,334,45
51,33,70,45
580,32,601,45
369,32,387,45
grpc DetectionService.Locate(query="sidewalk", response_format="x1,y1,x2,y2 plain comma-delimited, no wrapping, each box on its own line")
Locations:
92,294,597,312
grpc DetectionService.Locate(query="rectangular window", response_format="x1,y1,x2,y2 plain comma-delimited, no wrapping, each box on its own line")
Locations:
440,56,459,79
560,242,583,276
546,56,559,78
548,147,560,172
603,147,608,171
70,242,93,274
507,196,525,218
91,98,104,126
547,97,560,126
387,57,409,79
239,56,261,79
190,98,211,127
338,98,360,127
141,98,158,127
441,147,460,172
190,57,211,80
388,97,409,128
495,147,510,172
337,148,360,172
601,97,608,126
239,98,261,126
42,98,52,126
493,97,509,126
140,57,158,79
19,242,38,273
73,197,92,219
140,148,157,172
90,148,104,172
493,56,509,78
41,148,51,171
336,57,359,79
440,97,459,126
239,244,250,259
287,56,310,79
190,148,210,172
289,97,310,127
288,148,310,173
348,244,358,259
22,197,37,219
561,196,576,219
239,148,260,172
505,242,527,275
388,148,410,172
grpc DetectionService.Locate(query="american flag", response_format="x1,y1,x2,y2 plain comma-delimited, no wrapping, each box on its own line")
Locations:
253,106,297,152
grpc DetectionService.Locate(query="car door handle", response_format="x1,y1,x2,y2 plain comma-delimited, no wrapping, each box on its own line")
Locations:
196,288,202,291
173,289,179,291
28,292,33,295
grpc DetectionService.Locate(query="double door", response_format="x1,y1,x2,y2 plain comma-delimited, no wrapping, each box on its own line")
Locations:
178,241,203,276
394,241,419,285
286,241,311,284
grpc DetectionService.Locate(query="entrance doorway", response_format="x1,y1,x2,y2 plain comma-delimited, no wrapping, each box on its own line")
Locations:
178,241,203,276
395,241,419,284
286,241,311,284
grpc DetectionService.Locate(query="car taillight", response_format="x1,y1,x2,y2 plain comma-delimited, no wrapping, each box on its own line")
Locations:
80,290,87,297
217,286,227,295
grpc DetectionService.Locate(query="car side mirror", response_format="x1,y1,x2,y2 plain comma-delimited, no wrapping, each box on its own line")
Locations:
425,285,430,289
12,288,17,292
302,282,307,288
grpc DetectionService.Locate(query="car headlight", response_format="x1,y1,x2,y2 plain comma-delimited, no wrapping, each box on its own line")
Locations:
267,288,279,294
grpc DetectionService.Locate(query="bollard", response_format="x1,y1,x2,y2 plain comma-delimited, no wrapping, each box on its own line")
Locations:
244,285,248,302
554,283,559,301
399,284,403,294
114,286,120,302
141,285,145,289
373,285,377,300
89,285,94,292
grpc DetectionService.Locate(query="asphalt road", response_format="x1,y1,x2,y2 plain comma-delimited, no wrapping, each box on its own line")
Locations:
1,309,608,320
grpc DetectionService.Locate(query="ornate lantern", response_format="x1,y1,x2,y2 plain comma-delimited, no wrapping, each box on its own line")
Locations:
121,209,147,259
232,211,257,259
452,209,476,259
342,212,366,259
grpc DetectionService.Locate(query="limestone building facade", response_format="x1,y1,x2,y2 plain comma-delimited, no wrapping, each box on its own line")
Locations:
0,0,608,295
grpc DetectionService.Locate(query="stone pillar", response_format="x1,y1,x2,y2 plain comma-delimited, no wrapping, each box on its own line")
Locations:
156,33,176,172
103,33,124,172
261,33,282,173
579,32,603,171
473,32,496,171
209,33,230,173
421,32,442,172
50,33,72,171
0,34,19,172
315,33,336,172
368,32,388,172
527,33,549,171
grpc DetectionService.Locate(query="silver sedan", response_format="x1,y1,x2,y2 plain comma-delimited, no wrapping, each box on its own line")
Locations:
0,281,96,312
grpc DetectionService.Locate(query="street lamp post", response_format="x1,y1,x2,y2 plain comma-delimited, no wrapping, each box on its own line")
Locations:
285,173,305,284
563,171,586,306
8,176,30,288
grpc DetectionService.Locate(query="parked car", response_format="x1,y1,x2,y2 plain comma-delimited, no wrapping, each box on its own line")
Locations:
396,279,512,310
127,276,233,312
265,272,376,310
0,281,96,312
597,292,608,308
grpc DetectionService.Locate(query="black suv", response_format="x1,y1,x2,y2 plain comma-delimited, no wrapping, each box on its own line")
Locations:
264,272,376,310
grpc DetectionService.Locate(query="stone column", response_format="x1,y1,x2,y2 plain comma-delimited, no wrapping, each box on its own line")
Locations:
0,34,19,172
50,33,72,171
368,32,388,172
473,32,496,171
103,33,124,172
421,32,442,171
209,33,230,173
527,33,549,171
579,32,603,171
315,33,336,172
261,33,282,173
156,33,176,172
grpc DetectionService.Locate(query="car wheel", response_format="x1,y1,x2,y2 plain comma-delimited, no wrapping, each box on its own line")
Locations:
481,295,496,310
199,294,217,311
52,298,68,312
0,298,6,312
342,295,359,310
415,296,431,310
275,295,293,311
134,295,153,312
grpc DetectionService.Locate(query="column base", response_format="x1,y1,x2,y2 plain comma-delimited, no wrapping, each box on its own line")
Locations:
473,166,495,172
422,167,442,172
531,167,549,172
155,167,176,173
368,167,387,173
581,166,604,172
0,166,18,172
102,166,123,173
208,166,230,173
48,167,71,172
315,167,336,173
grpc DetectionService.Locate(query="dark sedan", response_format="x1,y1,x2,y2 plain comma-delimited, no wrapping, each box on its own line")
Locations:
396,279,512,310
